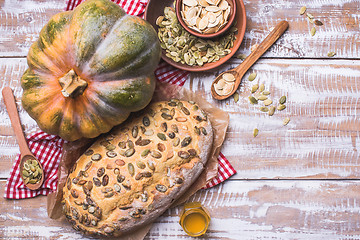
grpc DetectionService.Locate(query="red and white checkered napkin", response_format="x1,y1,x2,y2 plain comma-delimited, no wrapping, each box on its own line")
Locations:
4,0,236,199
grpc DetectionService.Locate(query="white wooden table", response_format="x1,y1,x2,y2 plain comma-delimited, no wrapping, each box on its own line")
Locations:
1,0,360,239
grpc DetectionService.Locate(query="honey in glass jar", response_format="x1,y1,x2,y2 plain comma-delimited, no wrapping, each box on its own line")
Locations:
179,202,210,237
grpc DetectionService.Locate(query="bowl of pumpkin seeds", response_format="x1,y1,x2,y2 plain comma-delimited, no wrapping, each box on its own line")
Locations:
176,0,236,38
145,0,246,71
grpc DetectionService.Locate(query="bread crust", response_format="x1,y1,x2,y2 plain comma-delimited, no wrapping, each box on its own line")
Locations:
62,99,213,236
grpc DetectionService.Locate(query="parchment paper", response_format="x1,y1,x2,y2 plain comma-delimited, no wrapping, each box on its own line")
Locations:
47,81,229,239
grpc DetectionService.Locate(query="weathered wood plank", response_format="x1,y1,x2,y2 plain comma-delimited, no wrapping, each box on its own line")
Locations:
1,58,359,179
1,180,360,239
185,58,360,179
0,0,359,58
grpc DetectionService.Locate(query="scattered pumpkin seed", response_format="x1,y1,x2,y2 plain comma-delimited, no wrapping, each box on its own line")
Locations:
233,92,239,103
306,13,314,19
283,117,290,126
253,128,259,137
327,52,336,57
314,20,323,26
251,84,259,93
299,6,306,15
260,107,269,112
262,90,270,95
259,83,265,92
263,99,273,106
257,95,268,101
279,96,287,104
310,27,316,36
248,73,257,81
277,104,286,111
268,106,276,116
249,96,258,104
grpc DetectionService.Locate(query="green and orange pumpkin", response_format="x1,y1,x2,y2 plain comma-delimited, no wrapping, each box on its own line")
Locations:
21,0,161,141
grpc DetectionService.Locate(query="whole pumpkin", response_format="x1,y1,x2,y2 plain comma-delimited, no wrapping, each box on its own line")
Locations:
21,0,161,141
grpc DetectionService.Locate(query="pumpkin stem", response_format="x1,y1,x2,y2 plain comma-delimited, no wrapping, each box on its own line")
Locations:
59,69,88,98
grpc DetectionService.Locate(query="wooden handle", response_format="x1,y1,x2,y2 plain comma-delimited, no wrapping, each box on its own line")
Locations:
2,87,32,156
234,21,289,75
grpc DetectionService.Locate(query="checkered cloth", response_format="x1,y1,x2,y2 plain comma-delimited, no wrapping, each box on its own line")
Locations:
4,0,236,199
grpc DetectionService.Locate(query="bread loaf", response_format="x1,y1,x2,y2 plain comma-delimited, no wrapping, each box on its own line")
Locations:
62,99,213,236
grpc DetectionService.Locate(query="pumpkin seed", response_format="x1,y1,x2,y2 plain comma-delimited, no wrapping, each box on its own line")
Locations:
155,184,167,193
151,150,162,159
259,83,265,92
128,163,135,177
161,113,173,120
175,177,184,184
232,92,240,105
93,177,101,187
118,141,126,149
277,104,286,111
251,84,259,93
71,189,79,198
157,143,166,152
175,117,187,122
84,149,94,156
157,133,167,141
114,183,121,192
173,137,180,147
310,27,316,36
171,124,179,133
181,107,190,115
249,96,258,104
170,108,175,117
260,107,269,112
143,116,150,126
262,90,270,95
117,175,125,183
258,95,268,101
132,126,138,138
78,180,87,185
299,6,306,15
201,127,207,135
314,20,323,26
106,151,117,158
147,160,155,171
136,161,146,169
135,173,143,180
115,159,125,166
264,99,273,106
106,144,116,151
268,106,276,116
178,151,190,159
136,137,151,146
181,137,192,147
125,148,135,157
307,13,314,19
143,171,153,178
279,96,287,104
253,128,259,137
327,52,336,57
248,73,257,81
168,131,175,139
84,161,92,171
102,174,109,186
188,149,197,156
91,154,102,161
97,167,105,178
160,122,167,132
194,126,200,135
283,117,290,126
141,149,150,157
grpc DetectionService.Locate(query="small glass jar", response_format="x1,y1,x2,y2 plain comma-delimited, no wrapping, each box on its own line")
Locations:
179,202,210,237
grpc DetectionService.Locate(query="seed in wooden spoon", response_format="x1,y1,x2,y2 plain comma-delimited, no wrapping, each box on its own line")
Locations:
222,82,234,95
223,73,236,82
248,73,257,81
299,6,306,15
217,78,226,88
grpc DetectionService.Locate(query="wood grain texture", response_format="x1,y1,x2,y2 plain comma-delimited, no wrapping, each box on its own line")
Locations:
1,58,359,179
0,0,359,58
186,58,360,179
1,180,360,239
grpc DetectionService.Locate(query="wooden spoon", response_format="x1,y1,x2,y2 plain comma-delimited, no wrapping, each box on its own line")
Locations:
211,20,289,100
2,87,44,190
